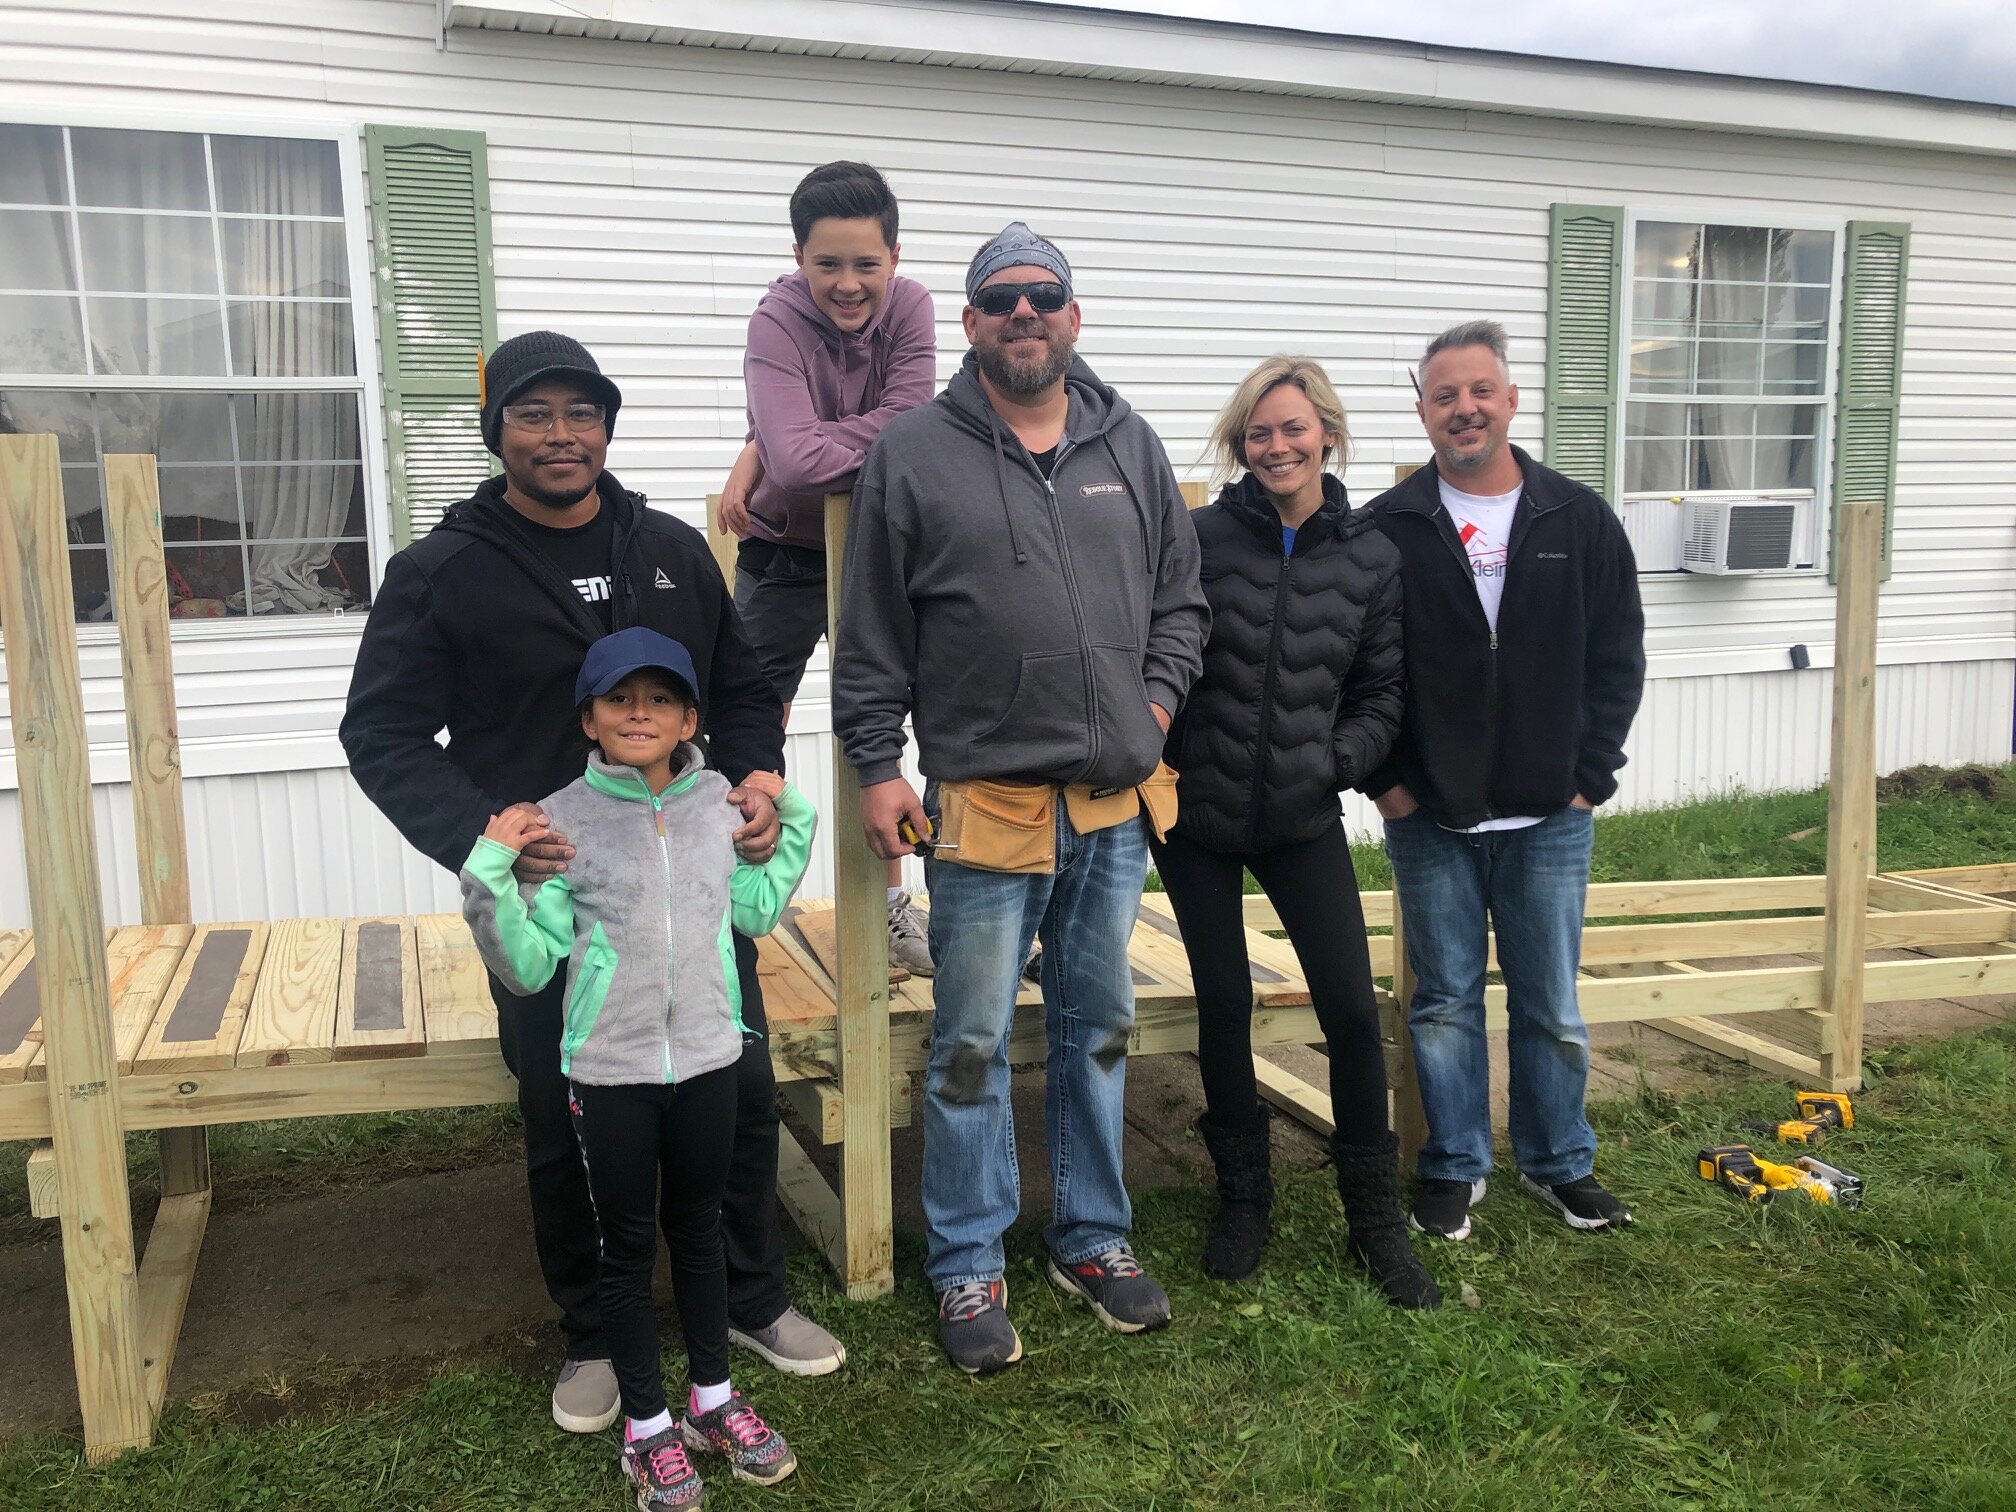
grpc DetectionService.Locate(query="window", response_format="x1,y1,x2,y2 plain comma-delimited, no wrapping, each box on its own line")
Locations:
0,123,372,622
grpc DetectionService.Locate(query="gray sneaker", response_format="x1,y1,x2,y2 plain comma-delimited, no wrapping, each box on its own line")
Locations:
551,1355,620,1433
728,1306,847,1377
937,1279,1023,1375
888,892,935,976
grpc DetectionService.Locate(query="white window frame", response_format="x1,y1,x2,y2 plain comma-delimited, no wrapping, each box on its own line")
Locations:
0,103,391,647
1617,205,1848,577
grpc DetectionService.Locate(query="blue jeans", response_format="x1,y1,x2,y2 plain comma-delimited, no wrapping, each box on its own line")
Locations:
1382,805,1596,1187
920,798,1148,1291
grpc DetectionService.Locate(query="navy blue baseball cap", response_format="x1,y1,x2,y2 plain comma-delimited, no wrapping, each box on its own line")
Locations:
575,627,700,708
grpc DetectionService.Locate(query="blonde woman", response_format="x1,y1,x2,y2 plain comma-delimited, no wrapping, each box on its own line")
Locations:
1154,357,1436,1306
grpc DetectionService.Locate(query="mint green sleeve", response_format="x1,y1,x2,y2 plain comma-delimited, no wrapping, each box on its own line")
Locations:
459,836,575,995
729,784,818,938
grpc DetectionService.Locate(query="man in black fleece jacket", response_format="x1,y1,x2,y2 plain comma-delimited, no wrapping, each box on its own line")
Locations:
340,332,845,1435
1362,319,1645,1243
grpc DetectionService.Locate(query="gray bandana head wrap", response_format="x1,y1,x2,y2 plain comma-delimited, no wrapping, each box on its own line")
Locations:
965,221,1073,304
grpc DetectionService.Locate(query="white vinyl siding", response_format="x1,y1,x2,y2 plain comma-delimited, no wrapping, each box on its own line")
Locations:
0,0,2009,924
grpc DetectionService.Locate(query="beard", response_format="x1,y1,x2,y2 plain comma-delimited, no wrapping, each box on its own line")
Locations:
1436,424,1501,474
506,459,599,510
976,320,1076,396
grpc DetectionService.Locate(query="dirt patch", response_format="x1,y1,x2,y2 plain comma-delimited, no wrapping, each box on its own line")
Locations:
1876,763,2015,803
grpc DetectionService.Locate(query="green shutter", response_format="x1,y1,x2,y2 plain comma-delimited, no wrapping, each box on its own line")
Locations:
1544,203,1625,498
1831,221,1909,582
364,125,498,548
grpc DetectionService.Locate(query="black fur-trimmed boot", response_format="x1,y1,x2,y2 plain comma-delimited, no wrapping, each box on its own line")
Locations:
1197,1104,1274,1281
1332,1131,1442,1311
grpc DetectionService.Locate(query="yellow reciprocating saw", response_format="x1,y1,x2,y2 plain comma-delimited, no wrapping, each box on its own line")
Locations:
1748,1091,1854,1147
1697,1145,1864,1209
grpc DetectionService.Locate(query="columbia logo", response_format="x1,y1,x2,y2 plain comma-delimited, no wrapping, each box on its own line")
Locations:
653,567,675,589
1537,552,1569,560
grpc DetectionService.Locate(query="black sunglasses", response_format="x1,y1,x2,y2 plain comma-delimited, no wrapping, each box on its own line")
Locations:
970,281,1071,318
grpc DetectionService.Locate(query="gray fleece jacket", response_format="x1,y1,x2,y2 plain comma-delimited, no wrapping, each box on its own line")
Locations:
832,350,1208,789
459,744,815,1087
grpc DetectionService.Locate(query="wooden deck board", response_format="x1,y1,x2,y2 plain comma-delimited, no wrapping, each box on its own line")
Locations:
235,918,343,1068
333,918,424,1061
132,924,269,1076
104,926,194,1078
755,934,838,1030
416,915,499,1057
0,942,42,1083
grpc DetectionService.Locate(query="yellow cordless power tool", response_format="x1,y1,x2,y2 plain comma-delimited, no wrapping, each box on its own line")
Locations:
1748,1091,1854,1147
1697,1145,1864,1209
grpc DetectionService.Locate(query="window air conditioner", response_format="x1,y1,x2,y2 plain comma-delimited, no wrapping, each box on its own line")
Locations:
1680,498,1800,574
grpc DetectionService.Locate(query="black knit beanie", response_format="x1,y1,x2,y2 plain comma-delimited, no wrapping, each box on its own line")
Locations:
480,331,623,455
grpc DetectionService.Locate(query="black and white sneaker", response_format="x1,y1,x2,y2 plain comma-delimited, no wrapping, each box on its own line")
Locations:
1409,1177,1487,1241
1522,1173,1632,1231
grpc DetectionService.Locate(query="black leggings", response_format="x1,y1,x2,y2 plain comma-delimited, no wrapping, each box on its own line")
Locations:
1150,824,1390,1147
569,1067,739,1419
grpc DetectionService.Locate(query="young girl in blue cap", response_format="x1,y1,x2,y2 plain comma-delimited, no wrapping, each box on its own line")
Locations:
461,626,814,1510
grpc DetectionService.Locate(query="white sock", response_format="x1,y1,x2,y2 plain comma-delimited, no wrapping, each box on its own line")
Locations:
628,1409,675,1440
690,1379,733,1415
887,885,905,906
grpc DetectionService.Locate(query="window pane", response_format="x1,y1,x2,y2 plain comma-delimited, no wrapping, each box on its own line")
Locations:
227,300,355,377
211,137,343,218
71,128,210,211
221,219,350,298
71,545,114,621
1773,228,1835,285
78,212,219,295
62,466,105,544
1761,341,1826,394
1702,224,1768,283
1634,221,1699,279
1633,278,1695,323
1692,403,1761,440
234,392,360,461
237,464,367,539
1626,401,1686,440
0,295,86,372
1695,283,1764,334
96,390,234,463
86,295,227,376
1630,338,1689,393
164,543,246,617
325,540,371,609
1625,439,1687,495
158,465,242,541
1694,436,1753,490
0,389,97,459
0,124,67,204
1695,341,1761,395
1,209,77,291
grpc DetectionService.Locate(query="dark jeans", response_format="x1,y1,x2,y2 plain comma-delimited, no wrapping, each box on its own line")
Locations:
568,1068,738,1418
1150,824,1390,1147
491,930,790,1359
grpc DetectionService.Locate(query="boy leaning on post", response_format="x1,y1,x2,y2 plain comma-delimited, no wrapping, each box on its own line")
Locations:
716,160,940,976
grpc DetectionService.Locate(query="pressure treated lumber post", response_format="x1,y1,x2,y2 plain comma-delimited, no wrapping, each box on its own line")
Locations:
823,490,894,1299
703,493,739,588
1820,499,1883,1091
106,456,210,1199
1388,896,1429,1170
0,435,151,1461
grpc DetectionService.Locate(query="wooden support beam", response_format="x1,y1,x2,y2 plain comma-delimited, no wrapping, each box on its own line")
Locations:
27,1141,60,1219
1894,862,2016,898
1387,898,1428,1171
702,493,739,586
1820,499,1882,1092
779,1073,912,1146
1651,1017,1823,1083
1252,1055,1335,1138
824,491,894,1300
0,433,151,1462
774,1126,845,1275
135,1190,210,1416
1240,874,1832,934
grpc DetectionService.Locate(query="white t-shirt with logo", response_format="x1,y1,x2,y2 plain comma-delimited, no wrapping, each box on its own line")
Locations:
1435,476,1542,834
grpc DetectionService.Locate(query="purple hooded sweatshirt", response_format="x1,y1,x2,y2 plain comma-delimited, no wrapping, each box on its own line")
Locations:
741,269,937,550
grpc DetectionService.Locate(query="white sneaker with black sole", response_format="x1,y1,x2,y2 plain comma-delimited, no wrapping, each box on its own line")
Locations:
1521,1173,1632,1231
1408,1177,1487,1241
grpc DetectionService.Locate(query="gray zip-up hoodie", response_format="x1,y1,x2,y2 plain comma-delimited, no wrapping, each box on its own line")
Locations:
458,744,816,1087
832,350,1208,789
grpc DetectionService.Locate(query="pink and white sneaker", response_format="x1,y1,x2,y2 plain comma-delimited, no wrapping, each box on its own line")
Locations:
681,1390,798,1486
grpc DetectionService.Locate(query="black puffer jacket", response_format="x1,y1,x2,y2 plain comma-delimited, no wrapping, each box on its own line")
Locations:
1166,473,1404,853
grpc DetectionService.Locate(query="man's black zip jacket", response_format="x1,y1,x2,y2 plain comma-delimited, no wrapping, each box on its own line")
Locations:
1359,445,1645,829
340,472,784,874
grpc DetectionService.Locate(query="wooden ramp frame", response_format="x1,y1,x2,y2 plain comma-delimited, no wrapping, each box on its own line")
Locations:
9,457,2012,1461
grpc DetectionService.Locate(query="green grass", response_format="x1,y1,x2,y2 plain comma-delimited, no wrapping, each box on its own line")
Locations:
0,767,2011,1509
2,1030,2014,1510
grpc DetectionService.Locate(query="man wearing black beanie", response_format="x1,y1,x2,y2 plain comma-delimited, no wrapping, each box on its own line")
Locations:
343,331,848,1436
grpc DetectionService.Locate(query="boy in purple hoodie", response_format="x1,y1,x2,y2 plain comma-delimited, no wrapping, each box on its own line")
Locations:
718,160,939,972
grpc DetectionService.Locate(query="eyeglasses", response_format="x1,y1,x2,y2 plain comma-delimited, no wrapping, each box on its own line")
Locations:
970,281,1071,318
501,402,607,434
